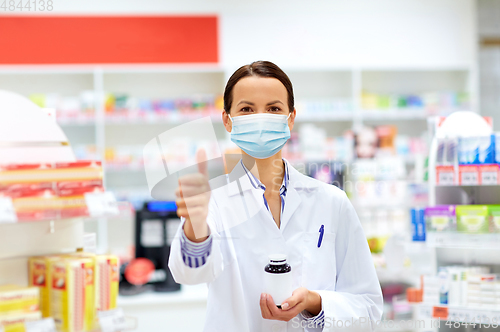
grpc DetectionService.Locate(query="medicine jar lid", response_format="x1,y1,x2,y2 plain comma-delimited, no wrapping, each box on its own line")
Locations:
268,254,287,265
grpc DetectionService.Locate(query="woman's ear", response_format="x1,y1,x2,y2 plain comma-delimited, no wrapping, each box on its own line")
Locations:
288,108,296,132
222,111,232,133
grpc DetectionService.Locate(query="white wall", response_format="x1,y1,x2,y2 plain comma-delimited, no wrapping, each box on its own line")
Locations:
221,0,477,70
0,0,478,70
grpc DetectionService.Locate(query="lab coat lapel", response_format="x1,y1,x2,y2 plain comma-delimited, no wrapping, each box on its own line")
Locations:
280,162,320,233
279,162,303,232
280,184,301,232
226,160,255,197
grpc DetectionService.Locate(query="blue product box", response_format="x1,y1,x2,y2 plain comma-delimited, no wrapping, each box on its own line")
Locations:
411,208,426,241
458,135,496,165
477,135,495,164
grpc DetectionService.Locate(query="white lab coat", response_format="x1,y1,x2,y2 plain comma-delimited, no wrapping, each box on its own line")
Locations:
168,159,383,332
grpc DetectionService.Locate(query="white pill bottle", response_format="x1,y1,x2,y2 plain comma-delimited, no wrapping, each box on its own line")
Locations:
264,254,293,308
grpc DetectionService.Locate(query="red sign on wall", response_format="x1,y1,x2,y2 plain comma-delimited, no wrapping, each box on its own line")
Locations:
0,16,218,64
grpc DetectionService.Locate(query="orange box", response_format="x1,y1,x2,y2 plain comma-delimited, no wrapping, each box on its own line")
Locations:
432,306,448,320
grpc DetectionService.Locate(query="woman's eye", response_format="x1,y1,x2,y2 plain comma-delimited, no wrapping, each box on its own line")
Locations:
240,107,252,112
269,107,281,112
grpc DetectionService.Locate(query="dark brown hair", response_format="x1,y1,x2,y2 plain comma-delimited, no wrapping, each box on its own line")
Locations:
223,61,294,114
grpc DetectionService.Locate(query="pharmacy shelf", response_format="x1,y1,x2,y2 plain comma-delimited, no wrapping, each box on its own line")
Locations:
55,109,462,127
0,201,133,226
433,185,500,205
375,327,415,332
57,113,222,126
57,111,355,126
360,110,428,120
105,163,225,173
435,184,500,187
25,312,137,332
103,113,223,125
0,202,134,261
294,111,356,122
417,304,500,324
90,315,137,332
58,117,95,126
118,284,208,307
376,266,421,284
426,233,500,249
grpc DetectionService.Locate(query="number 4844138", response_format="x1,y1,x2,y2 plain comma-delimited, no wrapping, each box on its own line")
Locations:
1,0,53,11
446,317,499,329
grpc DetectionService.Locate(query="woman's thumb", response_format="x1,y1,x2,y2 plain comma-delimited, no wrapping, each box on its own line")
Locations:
196,148,208,176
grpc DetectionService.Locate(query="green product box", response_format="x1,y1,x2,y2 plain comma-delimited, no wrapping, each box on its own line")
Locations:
456,205,489,234
488,205,500,233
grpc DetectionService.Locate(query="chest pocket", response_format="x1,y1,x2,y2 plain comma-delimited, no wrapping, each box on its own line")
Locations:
301,231,336,290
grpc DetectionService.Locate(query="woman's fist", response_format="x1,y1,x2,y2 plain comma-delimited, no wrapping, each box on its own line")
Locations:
175,148,211,242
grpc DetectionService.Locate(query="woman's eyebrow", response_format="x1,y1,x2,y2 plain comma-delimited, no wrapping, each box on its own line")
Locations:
236,100,284,106
237,100,255,106
266,100,284,106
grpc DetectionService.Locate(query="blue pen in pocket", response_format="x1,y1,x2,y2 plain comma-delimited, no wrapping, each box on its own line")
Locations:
317,224,324,248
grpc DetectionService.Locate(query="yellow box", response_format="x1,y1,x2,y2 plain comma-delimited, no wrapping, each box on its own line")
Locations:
28,255,62,318
94,255,119,312
0,311,42,332
0,285,39,314
65,253,119,311
50,258,95,332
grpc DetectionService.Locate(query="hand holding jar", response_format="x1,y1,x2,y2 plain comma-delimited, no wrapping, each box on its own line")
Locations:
260,254,322,321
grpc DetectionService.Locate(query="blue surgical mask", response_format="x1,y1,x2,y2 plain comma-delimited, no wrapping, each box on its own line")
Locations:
228,113,291,159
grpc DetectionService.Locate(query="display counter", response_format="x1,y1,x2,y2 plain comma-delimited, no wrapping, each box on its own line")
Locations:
118,284,208,332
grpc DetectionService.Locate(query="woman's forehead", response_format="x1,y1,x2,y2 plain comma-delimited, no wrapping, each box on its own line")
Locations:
232,76,287,102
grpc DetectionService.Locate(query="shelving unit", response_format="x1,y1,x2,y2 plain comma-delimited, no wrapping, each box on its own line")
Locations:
411,111,500,332
0,91,137,332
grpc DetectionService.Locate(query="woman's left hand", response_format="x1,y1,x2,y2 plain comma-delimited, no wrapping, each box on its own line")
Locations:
260,287,322,321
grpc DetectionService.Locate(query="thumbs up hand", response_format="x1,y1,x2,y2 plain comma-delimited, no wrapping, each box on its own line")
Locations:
175,148,211,242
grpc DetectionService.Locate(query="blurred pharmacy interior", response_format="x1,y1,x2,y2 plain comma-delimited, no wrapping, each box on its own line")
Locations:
2,0,500,331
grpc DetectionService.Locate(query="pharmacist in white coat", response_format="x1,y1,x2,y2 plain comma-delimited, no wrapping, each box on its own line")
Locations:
168,61,383,332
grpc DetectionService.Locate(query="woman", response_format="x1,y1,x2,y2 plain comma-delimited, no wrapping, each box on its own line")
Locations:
169,61,383,332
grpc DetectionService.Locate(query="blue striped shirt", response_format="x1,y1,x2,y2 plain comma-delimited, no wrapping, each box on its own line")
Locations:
179,225,212,269
240,159,289,221
179,158,324,325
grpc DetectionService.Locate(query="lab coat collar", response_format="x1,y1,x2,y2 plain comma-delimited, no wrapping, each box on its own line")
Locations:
226,158,320,232
226,158,320,197
226,160,256,197
240,158,289,192
286,160,321,190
